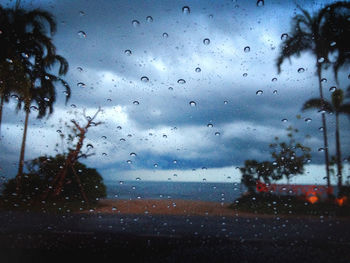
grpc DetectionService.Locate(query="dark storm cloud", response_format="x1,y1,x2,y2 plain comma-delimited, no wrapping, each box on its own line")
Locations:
1,0,349,181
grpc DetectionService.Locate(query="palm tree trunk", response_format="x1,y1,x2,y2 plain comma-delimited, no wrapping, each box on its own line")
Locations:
0,95,4,138
335,112,342,191
16,100,30,191
317,66,331,193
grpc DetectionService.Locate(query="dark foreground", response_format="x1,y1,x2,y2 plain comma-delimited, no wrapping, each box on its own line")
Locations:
0,211,349,263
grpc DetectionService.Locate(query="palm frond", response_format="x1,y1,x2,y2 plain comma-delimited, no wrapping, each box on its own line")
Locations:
302,98,333,113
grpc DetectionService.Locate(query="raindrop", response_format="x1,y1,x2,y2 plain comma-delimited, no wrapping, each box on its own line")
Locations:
117,126,122,130
168,87,173,91
281,33,288,40
203,38,210,45
224,101,228,104
215,132,220,136
256,0,264,7
330,41,336,47
44,97,50,102
319,127,324,131
244,46,250,53
154,164,158,168
141,76,149,82
146,16,153,23
127,160,132,164
329,86,336,92
195,67,201,73
133,100,140,105
120,138,126,142
119,181,124,185
162,32,169,38
305,118,312,123
207,123,213,128
318,57,325,63
173,160,177,164
79,11,85,16
71,104,76,108
297,68,305,73
101,136,107,139
318,148,325,152
209,14,213,19
136,177,141,181
77,67,83,72
132,20,140,27
182,6,190,14
87,144,94,149
271,77,277,82
102,153,107,156
124,49,132,56
243,73,248,77
77,82,86,88
130,153,137,157
321,78,327,83
256,90,263,95
189,101,197,107
30,105,38,111
273,90,278,94
77,31,86,38
281,119,288,122
163,134,167,138
177,79,186,84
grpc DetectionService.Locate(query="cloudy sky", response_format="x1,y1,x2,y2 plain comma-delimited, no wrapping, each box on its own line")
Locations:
0,0,349,184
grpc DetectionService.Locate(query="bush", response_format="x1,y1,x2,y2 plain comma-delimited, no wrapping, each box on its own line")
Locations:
1,155,106,208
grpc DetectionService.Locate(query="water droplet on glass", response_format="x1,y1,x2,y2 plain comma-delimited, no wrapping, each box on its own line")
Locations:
256,90,263,95
102,153,107,156
203,38,210,45
162,134,167,138
130,153,137,157
195,67,201,73
209,14,213,19
154,164,158,168
124,49,132,56
173,160,177,164
305,118,312,123
244,46,250,53
71,104,76,108
273,90,278,94
132,20,140,27
168,87,173,91
141,76,149,82
79,11,85,16
146,16,153,23
77,31,86,38
329,86,336,92
177,79,186,84
133,101,140,105
44,97,50,102
120,138,126,142
215,132,220,136
162,32,168,38
318,148,324,152
207,123,213,128
182,6,190,14
281,33,288,40
189,101,196,107
224,101,228,104
243,73,248,77
77,67,83,72
30,105,38,111
127,160,132,164
318,57,325,63
281,119,288,122
256,0,264,7
297,68,305,73
77,82,86,88
321,78,327,83
87,144,93,149
272,77,277,82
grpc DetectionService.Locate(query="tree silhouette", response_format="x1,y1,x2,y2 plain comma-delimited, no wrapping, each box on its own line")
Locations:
276,2,350,190
303,89,350,189
0,4,71,190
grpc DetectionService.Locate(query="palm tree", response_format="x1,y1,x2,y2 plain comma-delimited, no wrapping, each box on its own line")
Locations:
0,4,71,189
0,5,58,134
303,89,350,189
276,2,350,191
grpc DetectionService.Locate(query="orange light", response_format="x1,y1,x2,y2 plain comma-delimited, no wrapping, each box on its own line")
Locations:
308,195,318,204
335,196,347,207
